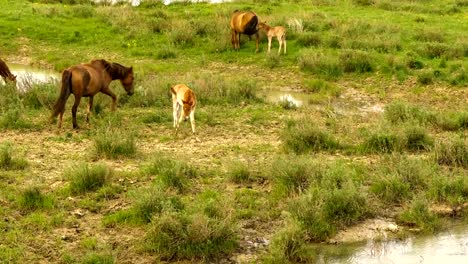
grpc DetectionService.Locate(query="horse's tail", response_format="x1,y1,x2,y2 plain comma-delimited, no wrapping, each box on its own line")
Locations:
51,69,72,119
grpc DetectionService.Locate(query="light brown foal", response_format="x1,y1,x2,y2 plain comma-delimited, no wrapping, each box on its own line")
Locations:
258,22,287,55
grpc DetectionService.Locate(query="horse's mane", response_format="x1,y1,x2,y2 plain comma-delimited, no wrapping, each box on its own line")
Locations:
0,59,15,79
92,59,130,79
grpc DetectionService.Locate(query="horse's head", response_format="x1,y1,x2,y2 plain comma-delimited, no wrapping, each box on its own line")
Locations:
120,66,134,96
7,74,17,83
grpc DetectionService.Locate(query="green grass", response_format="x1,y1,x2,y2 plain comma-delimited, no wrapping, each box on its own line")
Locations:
0,142,28,170
93,128,137,159
144,211,238,260
282,119,341,154
398,198,441,233
144,154,198,193
435,138,468,168
66,163,112,194
17,187,54,212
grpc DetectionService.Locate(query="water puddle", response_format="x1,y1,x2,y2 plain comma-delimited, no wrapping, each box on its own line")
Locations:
0,63,59,90
266,89,384,116
326,222,468,264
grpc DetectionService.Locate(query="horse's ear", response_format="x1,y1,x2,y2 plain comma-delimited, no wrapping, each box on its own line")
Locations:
129,66,133,72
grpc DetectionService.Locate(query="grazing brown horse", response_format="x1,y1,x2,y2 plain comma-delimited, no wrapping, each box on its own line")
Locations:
230,10,260,53
51,59,134,129
0,58,17,84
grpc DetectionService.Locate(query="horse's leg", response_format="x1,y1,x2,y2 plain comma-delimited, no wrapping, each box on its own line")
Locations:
101,88,117,111
173,100,178,128
268,36,272,53
190,107,196,134
86,96,94,123
72,95,82,129
236,33,241,49
277,36,282,55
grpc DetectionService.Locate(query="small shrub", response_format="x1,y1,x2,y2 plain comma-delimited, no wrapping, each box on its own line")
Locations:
0,109,33,130
403,126,433,151
361,131,400,153
371,176,411,203
263,221,314,263
429,174,468,208
339,50,374,73
265,53,281,69
384,101,435,125
271,157,323,196
282,120,341,154
156,47,177,59
435,111,468,131
94,129,137,159
133,187,184,223
0,142,28,170
298,52,343,80
413,30,445,43
18,187,54,212
66,163,112,194
145,155,198,193
398,198,441,233
417,71,434,85
435,139,467,168
322,187,367,226
227,161,252,184
145,212,238,260
296,33,322,47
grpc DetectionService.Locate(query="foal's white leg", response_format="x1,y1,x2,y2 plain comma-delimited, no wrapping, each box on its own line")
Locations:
284,39,287,54
189,107,196,133
267,36,272,53
172,100,178,128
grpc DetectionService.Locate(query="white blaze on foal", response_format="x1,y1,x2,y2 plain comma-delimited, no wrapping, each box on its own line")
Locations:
258,21,287,55
171,84,197,134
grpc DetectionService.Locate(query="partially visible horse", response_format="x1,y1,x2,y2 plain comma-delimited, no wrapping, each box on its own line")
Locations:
171,84,196,134
0,58,17,84
230,10,260,53
51,59,134,129
258,22,287,55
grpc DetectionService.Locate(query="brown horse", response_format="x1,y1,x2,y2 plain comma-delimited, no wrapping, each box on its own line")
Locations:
0,58,17,84
230,10,260,53
51,59,134,129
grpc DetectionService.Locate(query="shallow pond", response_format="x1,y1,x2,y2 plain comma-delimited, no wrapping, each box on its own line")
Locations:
323,222,468,264
3,63,59,90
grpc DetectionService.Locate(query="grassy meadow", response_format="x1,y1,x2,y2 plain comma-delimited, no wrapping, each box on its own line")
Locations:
0,0,467,263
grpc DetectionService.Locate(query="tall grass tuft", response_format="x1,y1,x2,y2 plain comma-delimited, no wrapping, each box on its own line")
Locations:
429,173,468,208
434,138,467,168
132,187,184,224
360,131,401,153
145,211,238,260
93,128,137,159
66,163,112,194
227,161,252,184
145,154,198,193
339,50,374,73
398,198,441,233
282,119,341,154
263,220,315,263
18,187,54,212
0,142,28,170
271,157,323,196
403,126,433,151
384,101,435,125
298,52,343,80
